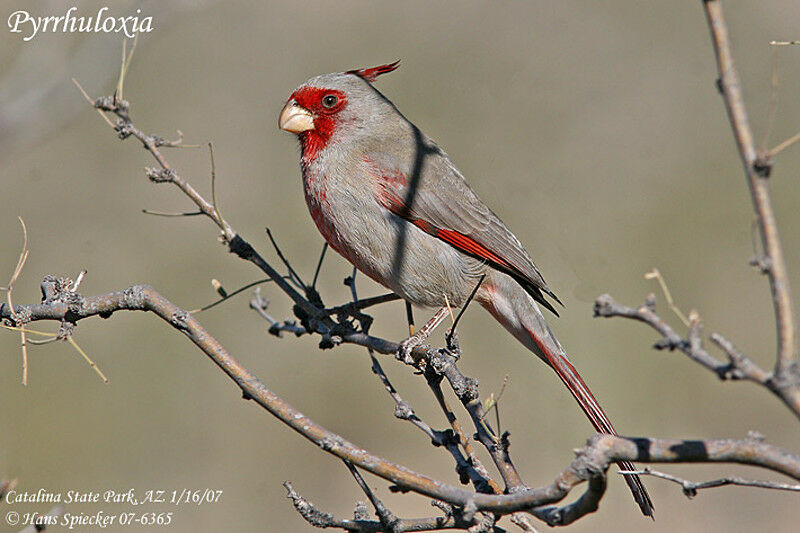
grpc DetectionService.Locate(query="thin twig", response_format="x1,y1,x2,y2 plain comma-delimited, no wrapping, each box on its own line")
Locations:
594,294,768,383
644,268,689,327
266,227,307,291
448,274,485,340
189,278,275,313
142,209,204,217
311,242,328,289
768,130,800,158
344,461,399,530
619,467,800,497
760,46,779,155
208,142,225,224
72,270,87,292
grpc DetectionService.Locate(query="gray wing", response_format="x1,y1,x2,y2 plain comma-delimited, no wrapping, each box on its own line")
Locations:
365,138,562,314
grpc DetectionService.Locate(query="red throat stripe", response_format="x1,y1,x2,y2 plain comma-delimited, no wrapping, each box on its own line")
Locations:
289,87,347,162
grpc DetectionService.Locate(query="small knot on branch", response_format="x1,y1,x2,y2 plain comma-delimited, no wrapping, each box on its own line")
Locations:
753,152,773,178
57,320,76,340
170,309,190,330
749,255,772,274
653,337,684,351
145,167,176,183
40,275,79,304
745,430,766,443
393,400,415,421
644,292,657,312
122,285,148,309
5,305,31,328
500,431,512,452
592,294,616,317
353,501,370,520
115,119,135,139
94,95,130,116
318,436,342,451
227,234,254,261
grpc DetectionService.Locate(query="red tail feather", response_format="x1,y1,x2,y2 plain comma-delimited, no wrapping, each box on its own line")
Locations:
527,329,655,518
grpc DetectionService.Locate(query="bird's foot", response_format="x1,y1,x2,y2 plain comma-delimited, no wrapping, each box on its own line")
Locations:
397,306,449,365
396,333,426,365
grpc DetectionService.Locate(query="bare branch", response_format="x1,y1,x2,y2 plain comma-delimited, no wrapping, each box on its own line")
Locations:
283,480,505,532
593,294,761,380
704,0,800,412
344,461,401,531
593,293,800,421
6,282,800,518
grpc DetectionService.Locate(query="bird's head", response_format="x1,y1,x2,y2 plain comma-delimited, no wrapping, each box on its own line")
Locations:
279,61,400,160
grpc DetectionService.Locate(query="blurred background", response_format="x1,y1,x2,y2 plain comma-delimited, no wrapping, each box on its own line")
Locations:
2,1,800,531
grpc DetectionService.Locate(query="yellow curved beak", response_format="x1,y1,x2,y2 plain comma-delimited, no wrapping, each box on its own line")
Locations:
279,101,314,134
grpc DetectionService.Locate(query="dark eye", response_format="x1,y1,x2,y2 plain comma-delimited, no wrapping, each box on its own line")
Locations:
322,94,339,108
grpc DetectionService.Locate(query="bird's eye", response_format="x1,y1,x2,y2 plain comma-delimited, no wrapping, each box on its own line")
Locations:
322,94,339,108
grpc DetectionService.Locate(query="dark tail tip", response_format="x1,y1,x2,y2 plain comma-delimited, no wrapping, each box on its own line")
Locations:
619,461,655,519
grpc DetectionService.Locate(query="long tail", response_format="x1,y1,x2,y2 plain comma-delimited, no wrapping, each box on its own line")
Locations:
478,272,654,518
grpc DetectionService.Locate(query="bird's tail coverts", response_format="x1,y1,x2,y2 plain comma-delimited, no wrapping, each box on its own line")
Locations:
479,272,654,518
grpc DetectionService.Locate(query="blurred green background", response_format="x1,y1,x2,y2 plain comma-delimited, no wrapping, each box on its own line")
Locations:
2,1,800,531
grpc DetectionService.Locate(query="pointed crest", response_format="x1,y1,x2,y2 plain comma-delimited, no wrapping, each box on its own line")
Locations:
346,60,400,83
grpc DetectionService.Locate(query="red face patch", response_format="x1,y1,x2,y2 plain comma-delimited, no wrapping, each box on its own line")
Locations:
289,87,347,162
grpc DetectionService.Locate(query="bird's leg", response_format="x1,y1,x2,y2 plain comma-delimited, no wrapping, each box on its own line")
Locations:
405,301,415,336
397,306,449,364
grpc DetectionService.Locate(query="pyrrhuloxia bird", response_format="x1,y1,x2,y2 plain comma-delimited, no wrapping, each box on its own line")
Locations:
279,62,653,517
